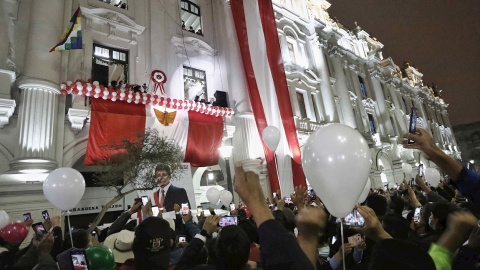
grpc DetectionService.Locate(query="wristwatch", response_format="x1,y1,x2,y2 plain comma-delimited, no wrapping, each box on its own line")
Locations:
200,229,211,238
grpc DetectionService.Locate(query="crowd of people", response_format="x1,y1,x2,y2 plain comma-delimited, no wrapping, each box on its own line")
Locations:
1,128,480,270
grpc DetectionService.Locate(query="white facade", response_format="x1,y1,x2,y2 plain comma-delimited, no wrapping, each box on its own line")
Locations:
0,0,460,224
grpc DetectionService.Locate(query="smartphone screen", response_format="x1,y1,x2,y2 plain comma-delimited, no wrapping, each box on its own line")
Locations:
331,236,337,245
218,216,238,227
32,222,47,239
285,197,293,204
229,203,235,212
418,164,424,177
383,185,388,191
308,189,316,200
152,206,159,217
71,250,89,270
413,207,422,223
408,107,418,144
42,210,50,220
23,213,31,221
467,162,471,169
197,206,203,216
178,235,187,243
181,203,189,215
272,192,277,199
141,196,149,206
342,209,365,227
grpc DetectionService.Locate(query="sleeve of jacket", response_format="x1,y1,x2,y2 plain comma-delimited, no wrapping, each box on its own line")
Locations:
453,167,480,205
427,191,448,203
175,237,206,270
175,214,186,236
50,226,63,261
13,245,39,270
35,254,60,270
184,220,201,238
107,211,132,236
258,219,315,270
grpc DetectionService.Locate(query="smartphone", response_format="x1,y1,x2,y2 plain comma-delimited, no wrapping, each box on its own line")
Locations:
70,249,89,270
331,236,337,245
181,203,189,215
408,107,418,144
383,185,388,191
413,206,422,223
23,213,31,221
134,197,142,204
152,206,159,217
285,197,293,204
141,196,149,206
467,162,471,169
32,222,47,239
418,164,424,177
229,203,235,212
42,210,50,220
347,233,363,246
342,209,365,227
218,216,238,227
197,206,203,217
410,179,415,187
177,235,187,243
272,192,277,199
308,189,316,200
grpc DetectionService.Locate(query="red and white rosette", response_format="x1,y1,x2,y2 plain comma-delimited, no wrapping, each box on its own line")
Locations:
151,70,167,95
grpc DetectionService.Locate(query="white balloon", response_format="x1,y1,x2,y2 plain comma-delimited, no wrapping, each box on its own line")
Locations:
43,168,86,211
219,190,233,207
0,210,9,229
357,178,371,203
424,168,441,187
262,126,281,152
206,187,220,204
402,163,412,174
302,124,371,218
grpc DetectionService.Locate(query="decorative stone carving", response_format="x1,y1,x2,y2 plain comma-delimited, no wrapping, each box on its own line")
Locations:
0,99,16,128
362,98,376,111
67,108,90,134
327,46,345,58
349,91,357,107
81,7,145,35
171,36,216,59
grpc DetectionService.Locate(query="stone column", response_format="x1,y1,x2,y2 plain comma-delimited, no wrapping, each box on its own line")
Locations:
368,70,394,135
11,0,64,172
328,47,356,128
310,37,338,123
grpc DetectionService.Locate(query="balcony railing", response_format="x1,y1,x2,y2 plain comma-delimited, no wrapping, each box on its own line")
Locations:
295,118,321,133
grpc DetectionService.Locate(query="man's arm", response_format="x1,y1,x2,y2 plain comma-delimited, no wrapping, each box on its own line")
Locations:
233,163,314,270
108,202,142,236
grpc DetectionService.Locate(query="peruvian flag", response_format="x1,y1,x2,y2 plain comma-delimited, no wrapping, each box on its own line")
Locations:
231,0,306,194
84,99,224,167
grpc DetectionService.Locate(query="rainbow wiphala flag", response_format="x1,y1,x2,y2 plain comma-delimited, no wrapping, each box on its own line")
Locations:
50,7,82,52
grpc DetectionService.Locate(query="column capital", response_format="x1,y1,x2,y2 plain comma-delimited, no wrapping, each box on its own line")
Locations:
18,78,61,95
67,108,90,134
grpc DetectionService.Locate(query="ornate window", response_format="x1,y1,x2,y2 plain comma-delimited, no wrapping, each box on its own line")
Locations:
368,113,377,134
181,1,203,35
98,0,128,10
184,66,207,101
358,76,367,96
296,92,307,119
91,44,129,87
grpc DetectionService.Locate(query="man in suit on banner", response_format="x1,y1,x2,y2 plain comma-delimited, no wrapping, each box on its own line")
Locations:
153,164,190,212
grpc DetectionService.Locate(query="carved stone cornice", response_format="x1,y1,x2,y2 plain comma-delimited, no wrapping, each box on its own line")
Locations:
0,98,16,128
327,46,345,58
318,37,329,49
171,36,216,58
362,98,376,111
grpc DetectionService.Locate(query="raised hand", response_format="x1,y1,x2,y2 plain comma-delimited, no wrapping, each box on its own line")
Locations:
350,205,392,242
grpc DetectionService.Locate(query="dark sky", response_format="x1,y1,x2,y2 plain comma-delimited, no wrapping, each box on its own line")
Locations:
328,1,480,127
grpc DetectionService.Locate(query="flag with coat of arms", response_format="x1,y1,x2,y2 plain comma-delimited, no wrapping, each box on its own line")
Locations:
50,7,82,52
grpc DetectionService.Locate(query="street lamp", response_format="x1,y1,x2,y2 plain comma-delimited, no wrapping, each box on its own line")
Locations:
218,144,234,193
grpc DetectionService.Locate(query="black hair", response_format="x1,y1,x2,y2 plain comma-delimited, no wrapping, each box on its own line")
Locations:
238,218,259,244
389,195,406,215
215,226,251,269
431,202,453,231
366,194,387,218
155,164,171,175
63,229,90,250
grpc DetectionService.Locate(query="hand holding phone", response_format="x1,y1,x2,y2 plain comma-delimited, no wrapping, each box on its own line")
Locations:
141,196,149,206
70,249,89,270
413,206,422,223
177,235,187,243
32,222,47,240
342,209,365,227
152,206,159,217
23,213,32,222
181,203,189,216
408,107,418,144
42,210,50,220
418,164,424,177
218,216,238,227
347,234,363,246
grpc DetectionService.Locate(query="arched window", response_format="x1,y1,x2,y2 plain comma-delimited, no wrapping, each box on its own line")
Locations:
181,1,203,35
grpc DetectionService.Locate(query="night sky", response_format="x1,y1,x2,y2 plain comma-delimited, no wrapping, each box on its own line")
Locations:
328,1,480,127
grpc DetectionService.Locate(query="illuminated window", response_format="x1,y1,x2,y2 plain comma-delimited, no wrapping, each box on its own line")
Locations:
92,44,129,87
181,1,202,35
184,66,207,101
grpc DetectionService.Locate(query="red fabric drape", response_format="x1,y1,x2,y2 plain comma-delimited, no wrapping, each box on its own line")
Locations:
231,0,281,193
84,99,146,165
184,111,224,167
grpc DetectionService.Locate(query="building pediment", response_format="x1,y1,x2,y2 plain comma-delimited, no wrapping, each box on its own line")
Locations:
171,36,216,57
82,7,145,35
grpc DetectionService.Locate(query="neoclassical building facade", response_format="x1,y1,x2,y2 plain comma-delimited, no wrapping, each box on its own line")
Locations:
0,0,460,224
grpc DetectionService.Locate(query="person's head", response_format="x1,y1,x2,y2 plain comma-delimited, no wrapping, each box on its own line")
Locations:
382,214,410,239
64,229,91,250
237,218,258,244
389,195,406,215
155,164,172,188
429,202,452,232
366,194,387,218
132,217,171,270
215,226,251,269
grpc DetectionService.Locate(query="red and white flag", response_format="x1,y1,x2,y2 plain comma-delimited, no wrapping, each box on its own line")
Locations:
231,0,306,194
84,99,223,167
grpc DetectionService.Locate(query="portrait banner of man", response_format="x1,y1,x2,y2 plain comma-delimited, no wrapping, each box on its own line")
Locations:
137,163,196,212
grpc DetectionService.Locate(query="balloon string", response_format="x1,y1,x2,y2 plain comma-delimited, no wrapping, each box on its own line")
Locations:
66,211,74,249
341,222,346,270
274,153,279,193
